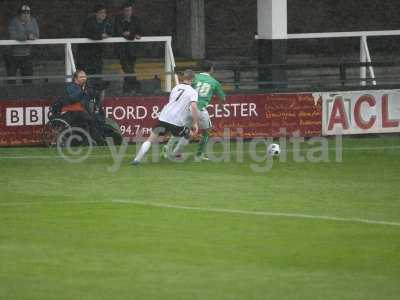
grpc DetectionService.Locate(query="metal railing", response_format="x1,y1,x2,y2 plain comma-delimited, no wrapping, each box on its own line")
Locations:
287,30,400,86
0,36,178,91
202,60,400,93
256,29,400,87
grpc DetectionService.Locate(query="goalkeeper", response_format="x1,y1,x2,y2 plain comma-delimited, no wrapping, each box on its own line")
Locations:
163,60,225,161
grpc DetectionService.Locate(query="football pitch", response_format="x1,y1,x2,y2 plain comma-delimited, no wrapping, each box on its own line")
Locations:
1,136,400,300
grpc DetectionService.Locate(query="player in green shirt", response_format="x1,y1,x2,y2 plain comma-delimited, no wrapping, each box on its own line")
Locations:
162,60,225,160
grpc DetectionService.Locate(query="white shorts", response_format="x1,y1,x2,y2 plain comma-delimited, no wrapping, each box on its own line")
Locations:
186,109,211,130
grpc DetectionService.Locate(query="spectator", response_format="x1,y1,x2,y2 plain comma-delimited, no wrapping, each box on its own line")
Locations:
61,70,104,145
7,4,39,84
77,3,112,81
0,22,11,81
114,1,142,94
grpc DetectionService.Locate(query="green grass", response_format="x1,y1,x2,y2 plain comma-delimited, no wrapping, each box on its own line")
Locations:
1,136,400,299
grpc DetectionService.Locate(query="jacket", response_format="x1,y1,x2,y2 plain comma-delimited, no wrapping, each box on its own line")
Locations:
113,14,142,58
61,82,91,113
8,16,40,56
78,15,113,56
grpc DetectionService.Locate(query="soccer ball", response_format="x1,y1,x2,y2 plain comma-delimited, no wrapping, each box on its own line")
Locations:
267,143,281,157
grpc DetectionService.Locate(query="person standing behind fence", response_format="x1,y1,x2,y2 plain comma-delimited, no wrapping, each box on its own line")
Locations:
0,22,11,82
7,4,39,84
77,4,113,80
113,1,142,94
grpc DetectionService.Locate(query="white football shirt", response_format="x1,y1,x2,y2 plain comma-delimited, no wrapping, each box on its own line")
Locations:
159,83,198,127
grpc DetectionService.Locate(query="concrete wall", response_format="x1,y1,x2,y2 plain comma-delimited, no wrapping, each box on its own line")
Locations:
205,0,257,58
288,0,400,33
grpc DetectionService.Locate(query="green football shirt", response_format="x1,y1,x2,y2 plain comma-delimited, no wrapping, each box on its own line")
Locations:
192,72,225,110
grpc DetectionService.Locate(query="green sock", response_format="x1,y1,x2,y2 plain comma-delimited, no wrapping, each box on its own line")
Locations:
196,131,209,156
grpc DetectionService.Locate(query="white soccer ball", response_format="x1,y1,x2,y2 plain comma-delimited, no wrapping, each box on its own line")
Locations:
267,143,281,157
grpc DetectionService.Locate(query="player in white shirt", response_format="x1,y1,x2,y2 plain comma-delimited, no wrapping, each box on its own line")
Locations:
131,70,199,165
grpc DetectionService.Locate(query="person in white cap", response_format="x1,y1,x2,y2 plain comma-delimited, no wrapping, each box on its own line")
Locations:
7,3,40,84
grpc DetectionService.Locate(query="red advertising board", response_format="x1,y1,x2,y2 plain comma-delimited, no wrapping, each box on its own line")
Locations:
0,94,322,146
102,94,321,139
0,99,51,146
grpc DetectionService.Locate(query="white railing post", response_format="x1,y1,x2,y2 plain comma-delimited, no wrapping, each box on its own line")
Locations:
360,35,367,86
67,43,76,74
360,35,377,86
166,39,179,85
165,37,172,92
362,37,376,86
65,43,72,82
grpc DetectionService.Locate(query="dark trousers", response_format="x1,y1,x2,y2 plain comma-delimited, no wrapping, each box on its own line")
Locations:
77,50,104,89
79,55,103,76
3,54,11,76
77,47,103,77
6,55,33,84
62,111,104,145
120,55,140,93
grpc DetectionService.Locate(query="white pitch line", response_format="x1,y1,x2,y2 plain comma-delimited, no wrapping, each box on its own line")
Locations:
1,198,399,227
0,145,400,160
0,200,108,207
343,145,400,151
0,154,112,160
112,199,400,227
